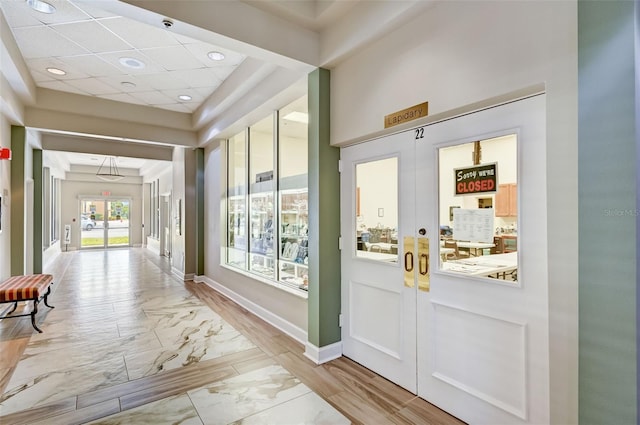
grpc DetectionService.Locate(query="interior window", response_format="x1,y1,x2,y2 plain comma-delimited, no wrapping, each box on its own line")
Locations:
438,135,518,283
355,157,398,263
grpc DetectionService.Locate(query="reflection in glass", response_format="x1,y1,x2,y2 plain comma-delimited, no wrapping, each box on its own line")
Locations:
249,115,275,279
355,157,398,263
438,135,518,283
278,96,309,289
227,131,247,270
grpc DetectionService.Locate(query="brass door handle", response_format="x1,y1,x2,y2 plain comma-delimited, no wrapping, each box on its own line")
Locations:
419,253,429,275
404,252,414,272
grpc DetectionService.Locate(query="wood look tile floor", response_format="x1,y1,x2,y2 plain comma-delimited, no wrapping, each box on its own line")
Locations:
0,249,464,425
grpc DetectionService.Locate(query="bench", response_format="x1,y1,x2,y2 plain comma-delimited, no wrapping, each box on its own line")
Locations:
0,274,54,333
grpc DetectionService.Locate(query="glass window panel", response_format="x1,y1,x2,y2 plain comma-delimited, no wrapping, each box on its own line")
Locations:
227,131,247,270
355,157,398,263
278,96,309,290
249,116,275,279
438,135,518,283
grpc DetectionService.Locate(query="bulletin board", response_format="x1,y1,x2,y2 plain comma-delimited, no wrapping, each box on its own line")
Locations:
452,208,494,243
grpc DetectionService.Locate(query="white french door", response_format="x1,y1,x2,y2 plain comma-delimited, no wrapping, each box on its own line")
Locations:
340,95,549,424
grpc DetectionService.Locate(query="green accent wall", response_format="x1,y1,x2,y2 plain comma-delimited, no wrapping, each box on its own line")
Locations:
578,1,637,423
196,147,205,276
10,126,25,276
33,149,42,274
307,68,341,347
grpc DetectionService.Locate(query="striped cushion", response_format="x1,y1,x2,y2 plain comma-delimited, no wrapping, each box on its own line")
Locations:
0,274,53,302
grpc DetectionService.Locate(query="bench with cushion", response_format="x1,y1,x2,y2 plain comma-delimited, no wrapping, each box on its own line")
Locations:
0,274,54,333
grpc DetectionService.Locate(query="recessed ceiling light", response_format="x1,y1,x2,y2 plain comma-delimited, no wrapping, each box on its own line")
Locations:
121,81,137,88
207,51,225,61
119,57,145,70
27,0,56,14
46,67,66,76
178,94,192,101
282,111,308,124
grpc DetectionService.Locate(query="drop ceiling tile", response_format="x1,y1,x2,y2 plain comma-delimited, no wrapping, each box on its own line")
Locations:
98,50,164,75
0,0,91,26
130,90,176,105
0,1,45,28
51,21,133,53
39,80,90,96
65,78,120,95
136,73,190,91
99,93,147,106
27,57,90,80
99,17,182,49
194,86,219,98
210,65,240,81
169,68,221,88
80,6,118,19
183,43,246,67
161,89,205,103
97,75,155,93
31,69,56,83
13,26,89,58
60,55,123,77
139,45,206,71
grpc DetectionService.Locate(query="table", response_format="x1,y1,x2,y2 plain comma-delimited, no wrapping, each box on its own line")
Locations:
441,240,495,256
441,252,517,279
357,250,398,262
364,242,398,253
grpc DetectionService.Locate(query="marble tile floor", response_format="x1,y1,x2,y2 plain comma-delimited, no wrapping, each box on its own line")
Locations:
0,248,464,425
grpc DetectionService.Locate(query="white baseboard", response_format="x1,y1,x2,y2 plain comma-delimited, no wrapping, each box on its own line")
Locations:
195,275,307,346
304,341,343,365
171,267,185,280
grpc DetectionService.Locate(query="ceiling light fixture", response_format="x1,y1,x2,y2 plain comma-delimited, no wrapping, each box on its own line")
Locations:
96,156,125,182
207,51,225,61
119,57,145,70
178,94,192,101
46,67,66,76
282,111,309,124
27,0,56,14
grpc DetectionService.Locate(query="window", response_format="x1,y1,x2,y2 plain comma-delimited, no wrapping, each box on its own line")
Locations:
225,95,309,292
438,135,518,283
150,180,160,239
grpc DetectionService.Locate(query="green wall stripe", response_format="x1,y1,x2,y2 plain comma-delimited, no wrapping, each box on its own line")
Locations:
196,147,205,276
578,1,637,423
308,68,341,347
33,149,43,274
10,126,25,276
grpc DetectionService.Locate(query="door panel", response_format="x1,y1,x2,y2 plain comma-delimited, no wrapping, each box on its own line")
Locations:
340,133,417,392
417,95,548,424
341,95,548,424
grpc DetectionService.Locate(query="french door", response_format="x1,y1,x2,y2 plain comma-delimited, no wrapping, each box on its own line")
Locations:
340,95,549,424
80,199,131,249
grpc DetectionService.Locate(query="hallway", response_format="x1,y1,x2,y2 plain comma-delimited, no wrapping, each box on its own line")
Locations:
0,249,462,424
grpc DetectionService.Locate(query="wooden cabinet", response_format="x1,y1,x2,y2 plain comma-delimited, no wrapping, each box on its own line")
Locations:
495,183,517,216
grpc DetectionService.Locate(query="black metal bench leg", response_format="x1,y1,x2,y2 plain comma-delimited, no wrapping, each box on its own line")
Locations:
6,301,18,315
43,284,54,309
30,298,43,333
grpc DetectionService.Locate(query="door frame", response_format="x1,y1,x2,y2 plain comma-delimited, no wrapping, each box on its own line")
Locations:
79,196,133,249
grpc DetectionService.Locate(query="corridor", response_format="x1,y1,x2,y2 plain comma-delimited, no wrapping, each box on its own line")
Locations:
0,249,462,424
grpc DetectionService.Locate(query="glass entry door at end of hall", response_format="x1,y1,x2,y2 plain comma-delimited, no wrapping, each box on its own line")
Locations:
80,199,131,249
340,95,549,424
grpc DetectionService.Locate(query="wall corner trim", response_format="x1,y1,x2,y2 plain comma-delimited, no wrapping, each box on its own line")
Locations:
171,267,193,281
195,275,308,345
304,341,342,365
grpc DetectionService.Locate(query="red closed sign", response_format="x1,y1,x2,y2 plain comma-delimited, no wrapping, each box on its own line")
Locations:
454,163,498,195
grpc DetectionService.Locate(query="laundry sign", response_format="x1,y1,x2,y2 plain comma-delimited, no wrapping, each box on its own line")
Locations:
454,162,497,195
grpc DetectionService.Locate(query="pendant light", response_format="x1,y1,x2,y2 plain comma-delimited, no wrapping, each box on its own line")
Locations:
96,156,125,181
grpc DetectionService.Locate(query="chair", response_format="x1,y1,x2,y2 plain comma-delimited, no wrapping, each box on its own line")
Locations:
491,236,504,254
443,240,469,260
369,244,382,253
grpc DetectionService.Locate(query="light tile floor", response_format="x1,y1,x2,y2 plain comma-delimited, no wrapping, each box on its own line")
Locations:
0,249,350,424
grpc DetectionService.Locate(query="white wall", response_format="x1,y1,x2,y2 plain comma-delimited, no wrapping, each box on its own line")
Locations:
329,2,578,423
0,114,11,280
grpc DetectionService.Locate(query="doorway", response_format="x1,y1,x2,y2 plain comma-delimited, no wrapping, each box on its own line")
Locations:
340,95,548,424
80,199,131,249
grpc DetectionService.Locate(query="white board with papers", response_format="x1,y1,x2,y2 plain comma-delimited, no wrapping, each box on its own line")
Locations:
453,208,494,243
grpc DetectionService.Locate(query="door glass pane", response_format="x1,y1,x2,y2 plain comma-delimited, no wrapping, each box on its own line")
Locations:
107,200,129,247
80,199,104,248
355,157,398,263
227,131,247,269
278,96,309,289
249,115,275,279
438,135,518,283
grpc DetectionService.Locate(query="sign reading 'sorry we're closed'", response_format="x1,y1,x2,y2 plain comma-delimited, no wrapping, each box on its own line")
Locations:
454,163,497,195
